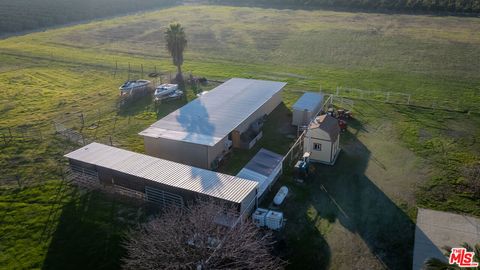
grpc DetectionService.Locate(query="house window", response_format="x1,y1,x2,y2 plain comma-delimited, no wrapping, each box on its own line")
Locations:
313,143,322,151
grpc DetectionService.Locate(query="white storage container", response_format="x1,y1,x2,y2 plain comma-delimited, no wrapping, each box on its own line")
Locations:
273,186,289,206
265,210,284,230
252,208,269,227
292,92,324,126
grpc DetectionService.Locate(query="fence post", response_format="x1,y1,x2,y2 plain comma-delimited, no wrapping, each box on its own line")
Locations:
336,86,339,96
407,95,411,105
79,113,85,132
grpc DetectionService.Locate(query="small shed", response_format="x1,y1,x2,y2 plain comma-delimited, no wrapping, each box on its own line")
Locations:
303,115,340,165
236,148,283,199
292,92,324,126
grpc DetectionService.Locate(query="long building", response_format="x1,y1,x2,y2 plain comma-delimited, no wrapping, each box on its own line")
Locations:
65,143,259,215
139,78,286,169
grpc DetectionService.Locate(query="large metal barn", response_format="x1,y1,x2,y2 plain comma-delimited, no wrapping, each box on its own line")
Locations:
64,143,259,216
139,78,286,169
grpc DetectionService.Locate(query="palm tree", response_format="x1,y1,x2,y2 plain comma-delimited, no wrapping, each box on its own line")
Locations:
423,242,479,270
165,22,187,86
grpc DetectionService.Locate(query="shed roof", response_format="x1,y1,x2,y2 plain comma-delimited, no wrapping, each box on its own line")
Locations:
309,114,340,141
65,143,258,203
292,92,324,112
139,78,286,146
236,148,283,197
243,148,283,177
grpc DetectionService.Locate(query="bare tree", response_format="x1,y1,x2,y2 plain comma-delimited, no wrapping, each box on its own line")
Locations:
122,199,285,270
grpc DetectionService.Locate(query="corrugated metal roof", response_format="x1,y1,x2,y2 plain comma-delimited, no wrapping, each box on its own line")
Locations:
65,143,258,203
292,92,324,112
139,78,286,146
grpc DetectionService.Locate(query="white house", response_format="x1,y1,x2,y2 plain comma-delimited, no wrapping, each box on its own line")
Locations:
303,114,340,165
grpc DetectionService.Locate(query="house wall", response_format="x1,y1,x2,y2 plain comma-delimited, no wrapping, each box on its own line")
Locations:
304,129,334,163
332,134,340,161
234,91,282,134
231,130,241,148
240,188,257,218
68,158,249,220
69,159,112,185
144,136,209,169
292,109,312,127
207,136,230,169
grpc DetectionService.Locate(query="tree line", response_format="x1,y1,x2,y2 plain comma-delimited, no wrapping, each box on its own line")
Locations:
0,0,177,35
209,0,480,14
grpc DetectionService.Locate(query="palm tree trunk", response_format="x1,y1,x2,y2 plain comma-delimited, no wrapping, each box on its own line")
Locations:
176,64,185,91
177,64,182,80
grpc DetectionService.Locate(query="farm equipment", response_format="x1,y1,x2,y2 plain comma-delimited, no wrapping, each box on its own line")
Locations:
294,152,311,182
337,108,353,119
327,107,335,117
339,119,347,132
326,107,350,132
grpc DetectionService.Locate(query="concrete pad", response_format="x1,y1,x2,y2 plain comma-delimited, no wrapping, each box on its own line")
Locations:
412,208,480,270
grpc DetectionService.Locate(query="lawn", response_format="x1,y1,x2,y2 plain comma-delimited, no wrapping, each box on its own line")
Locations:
0,4,479,269
232,99,479,269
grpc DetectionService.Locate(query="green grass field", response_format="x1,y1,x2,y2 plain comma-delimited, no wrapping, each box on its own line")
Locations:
0,4,479,269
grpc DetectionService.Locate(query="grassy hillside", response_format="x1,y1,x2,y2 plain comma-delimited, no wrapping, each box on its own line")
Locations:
0,5,479,269
0,0,176,35
210,0,480,14
1,6,479,111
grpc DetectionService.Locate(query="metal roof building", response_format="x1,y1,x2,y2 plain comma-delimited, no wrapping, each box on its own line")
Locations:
65,143,258,213
292,92,324,126
236,148,283,199
139,78,286,169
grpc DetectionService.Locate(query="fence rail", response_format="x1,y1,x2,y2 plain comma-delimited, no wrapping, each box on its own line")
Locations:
332,86,477,113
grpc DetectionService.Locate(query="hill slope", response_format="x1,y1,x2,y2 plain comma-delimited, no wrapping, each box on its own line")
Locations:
0,0,176,35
